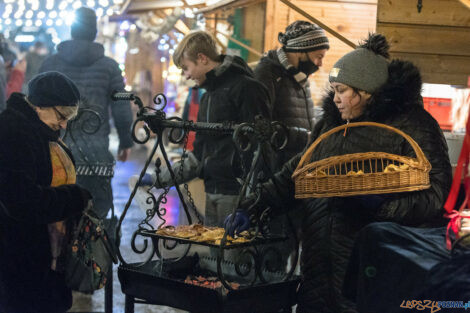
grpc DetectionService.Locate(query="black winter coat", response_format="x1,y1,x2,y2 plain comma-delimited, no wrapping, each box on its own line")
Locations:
193,55,270,195
254,50,314,167
260,60,452,313
0,93,88,313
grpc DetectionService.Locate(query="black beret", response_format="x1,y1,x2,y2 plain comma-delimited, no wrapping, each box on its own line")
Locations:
27,71,80,107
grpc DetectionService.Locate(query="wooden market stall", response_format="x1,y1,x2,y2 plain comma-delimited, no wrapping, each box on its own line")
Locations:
199,0,377,104
377,0,470,86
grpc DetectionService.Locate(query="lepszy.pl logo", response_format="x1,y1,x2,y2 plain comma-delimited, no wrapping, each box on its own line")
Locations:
400,300,470,312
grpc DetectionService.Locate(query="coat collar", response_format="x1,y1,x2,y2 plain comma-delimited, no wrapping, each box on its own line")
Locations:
6,93,61,141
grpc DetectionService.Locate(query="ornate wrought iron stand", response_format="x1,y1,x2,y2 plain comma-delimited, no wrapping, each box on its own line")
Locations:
112,91,301,313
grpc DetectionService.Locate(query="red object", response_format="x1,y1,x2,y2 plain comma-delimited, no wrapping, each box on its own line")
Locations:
186,89,200,151
443,100,470,249
423,97,452,131
6,69,25,98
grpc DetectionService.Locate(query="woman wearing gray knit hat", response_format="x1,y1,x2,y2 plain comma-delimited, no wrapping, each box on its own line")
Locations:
226,33,451,313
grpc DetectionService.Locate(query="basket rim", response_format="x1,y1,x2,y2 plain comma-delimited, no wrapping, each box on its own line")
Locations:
294,184,432,198
292,122,432,180
294,152,430,179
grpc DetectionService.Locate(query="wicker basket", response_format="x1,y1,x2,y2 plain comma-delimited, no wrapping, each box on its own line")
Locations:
292,122,431,198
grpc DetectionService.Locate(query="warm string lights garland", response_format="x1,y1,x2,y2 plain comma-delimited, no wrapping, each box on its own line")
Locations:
0,0,123,42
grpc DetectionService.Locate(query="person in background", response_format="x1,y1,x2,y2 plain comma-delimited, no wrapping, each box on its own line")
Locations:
0,71,92,313
6,58,27,98
181,85,205,151
254,20,329,170
254,22,329,271
132,30,270,228
1,45,26,99
40,6,134,219
0,34,7,111
22,41,49,93
225,33,452,313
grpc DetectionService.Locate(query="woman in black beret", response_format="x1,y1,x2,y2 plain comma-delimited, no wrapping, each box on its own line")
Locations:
0,71,92,313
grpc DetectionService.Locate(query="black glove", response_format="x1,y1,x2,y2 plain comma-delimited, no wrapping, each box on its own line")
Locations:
224,211,250,237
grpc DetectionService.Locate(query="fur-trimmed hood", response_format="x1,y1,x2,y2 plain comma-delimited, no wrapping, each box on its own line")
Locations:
321,59,423,126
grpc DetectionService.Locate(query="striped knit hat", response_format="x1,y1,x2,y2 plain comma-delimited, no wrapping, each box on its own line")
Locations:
278,21,329,52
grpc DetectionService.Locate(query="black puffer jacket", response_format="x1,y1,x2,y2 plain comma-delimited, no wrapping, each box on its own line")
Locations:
39,39,134,162
39,39,134,218
194,55,270,195
0,93,88,312
254,50,314,166
260,60,452,313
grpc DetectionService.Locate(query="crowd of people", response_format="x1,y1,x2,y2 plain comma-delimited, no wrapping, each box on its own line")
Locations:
0,4,464,313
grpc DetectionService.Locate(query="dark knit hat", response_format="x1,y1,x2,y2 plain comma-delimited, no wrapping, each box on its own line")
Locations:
329,33,390,94
278,21,329,52
28,71,80,107
71,7,97,41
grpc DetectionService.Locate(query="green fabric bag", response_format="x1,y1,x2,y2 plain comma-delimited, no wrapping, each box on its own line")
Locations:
65,208,118,293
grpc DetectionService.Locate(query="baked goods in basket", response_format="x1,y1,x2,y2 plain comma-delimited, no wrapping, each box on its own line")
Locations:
292,122,431,198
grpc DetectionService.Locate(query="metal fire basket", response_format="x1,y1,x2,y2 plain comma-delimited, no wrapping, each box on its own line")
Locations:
112,92,302,313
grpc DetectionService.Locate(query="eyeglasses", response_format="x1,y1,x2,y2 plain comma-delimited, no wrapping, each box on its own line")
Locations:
52,107,68,122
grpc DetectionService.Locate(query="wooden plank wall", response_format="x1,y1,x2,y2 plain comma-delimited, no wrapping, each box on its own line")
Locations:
264,0,377,104
377,0,470,86
243,1,267,62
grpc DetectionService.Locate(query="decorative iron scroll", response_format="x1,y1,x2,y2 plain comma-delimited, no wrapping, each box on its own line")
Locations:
113,91,302,288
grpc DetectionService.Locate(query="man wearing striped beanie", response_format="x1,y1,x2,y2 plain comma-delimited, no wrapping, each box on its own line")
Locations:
254,20,329,169
253,20,328,271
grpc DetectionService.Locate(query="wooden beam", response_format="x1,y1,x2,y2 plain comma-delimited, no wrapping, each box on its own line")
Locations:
214,33,228,54
377,23,470,57
460,0,470,9
117,0,132,15
197,0,263,14
174,20,191,35
378,0,470,27
128,1,184,12
206,26,263,57
390,52,470,86
279,0,356,48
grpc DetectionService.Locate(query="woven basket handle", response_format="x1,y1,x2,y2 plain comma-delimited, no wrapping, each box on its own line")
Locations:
294,121,429,177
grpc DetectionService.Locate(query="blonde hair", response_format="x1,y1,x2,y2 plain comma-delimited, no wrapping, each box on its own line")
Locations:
58,105,79,120
173,30,219,68
25,96,79,120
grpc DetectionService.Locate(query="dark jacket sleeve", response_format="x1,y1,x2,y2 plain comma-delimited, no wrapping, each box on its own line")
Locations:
0,131,87,224
235,77,272,121
253,61,276,113
257,119,326,210
375,114,452,226
107,58,134,150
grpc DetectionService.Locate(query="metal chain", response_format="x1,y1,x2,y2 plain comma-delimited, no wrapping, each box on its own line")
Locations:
178,121,203,224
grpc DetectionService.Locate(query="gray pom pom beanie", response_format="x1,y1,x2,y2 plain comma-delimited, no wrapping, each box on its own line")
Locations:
329,47,389,94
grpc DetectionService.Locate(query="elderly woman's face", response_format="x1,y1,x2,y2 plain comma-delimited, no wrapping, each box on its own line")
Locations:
331,82,371,121
35,106,69,131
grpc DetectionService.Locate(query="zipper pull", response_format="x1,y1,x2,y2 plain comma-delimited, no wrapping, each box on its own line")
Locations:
343,120,350,137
